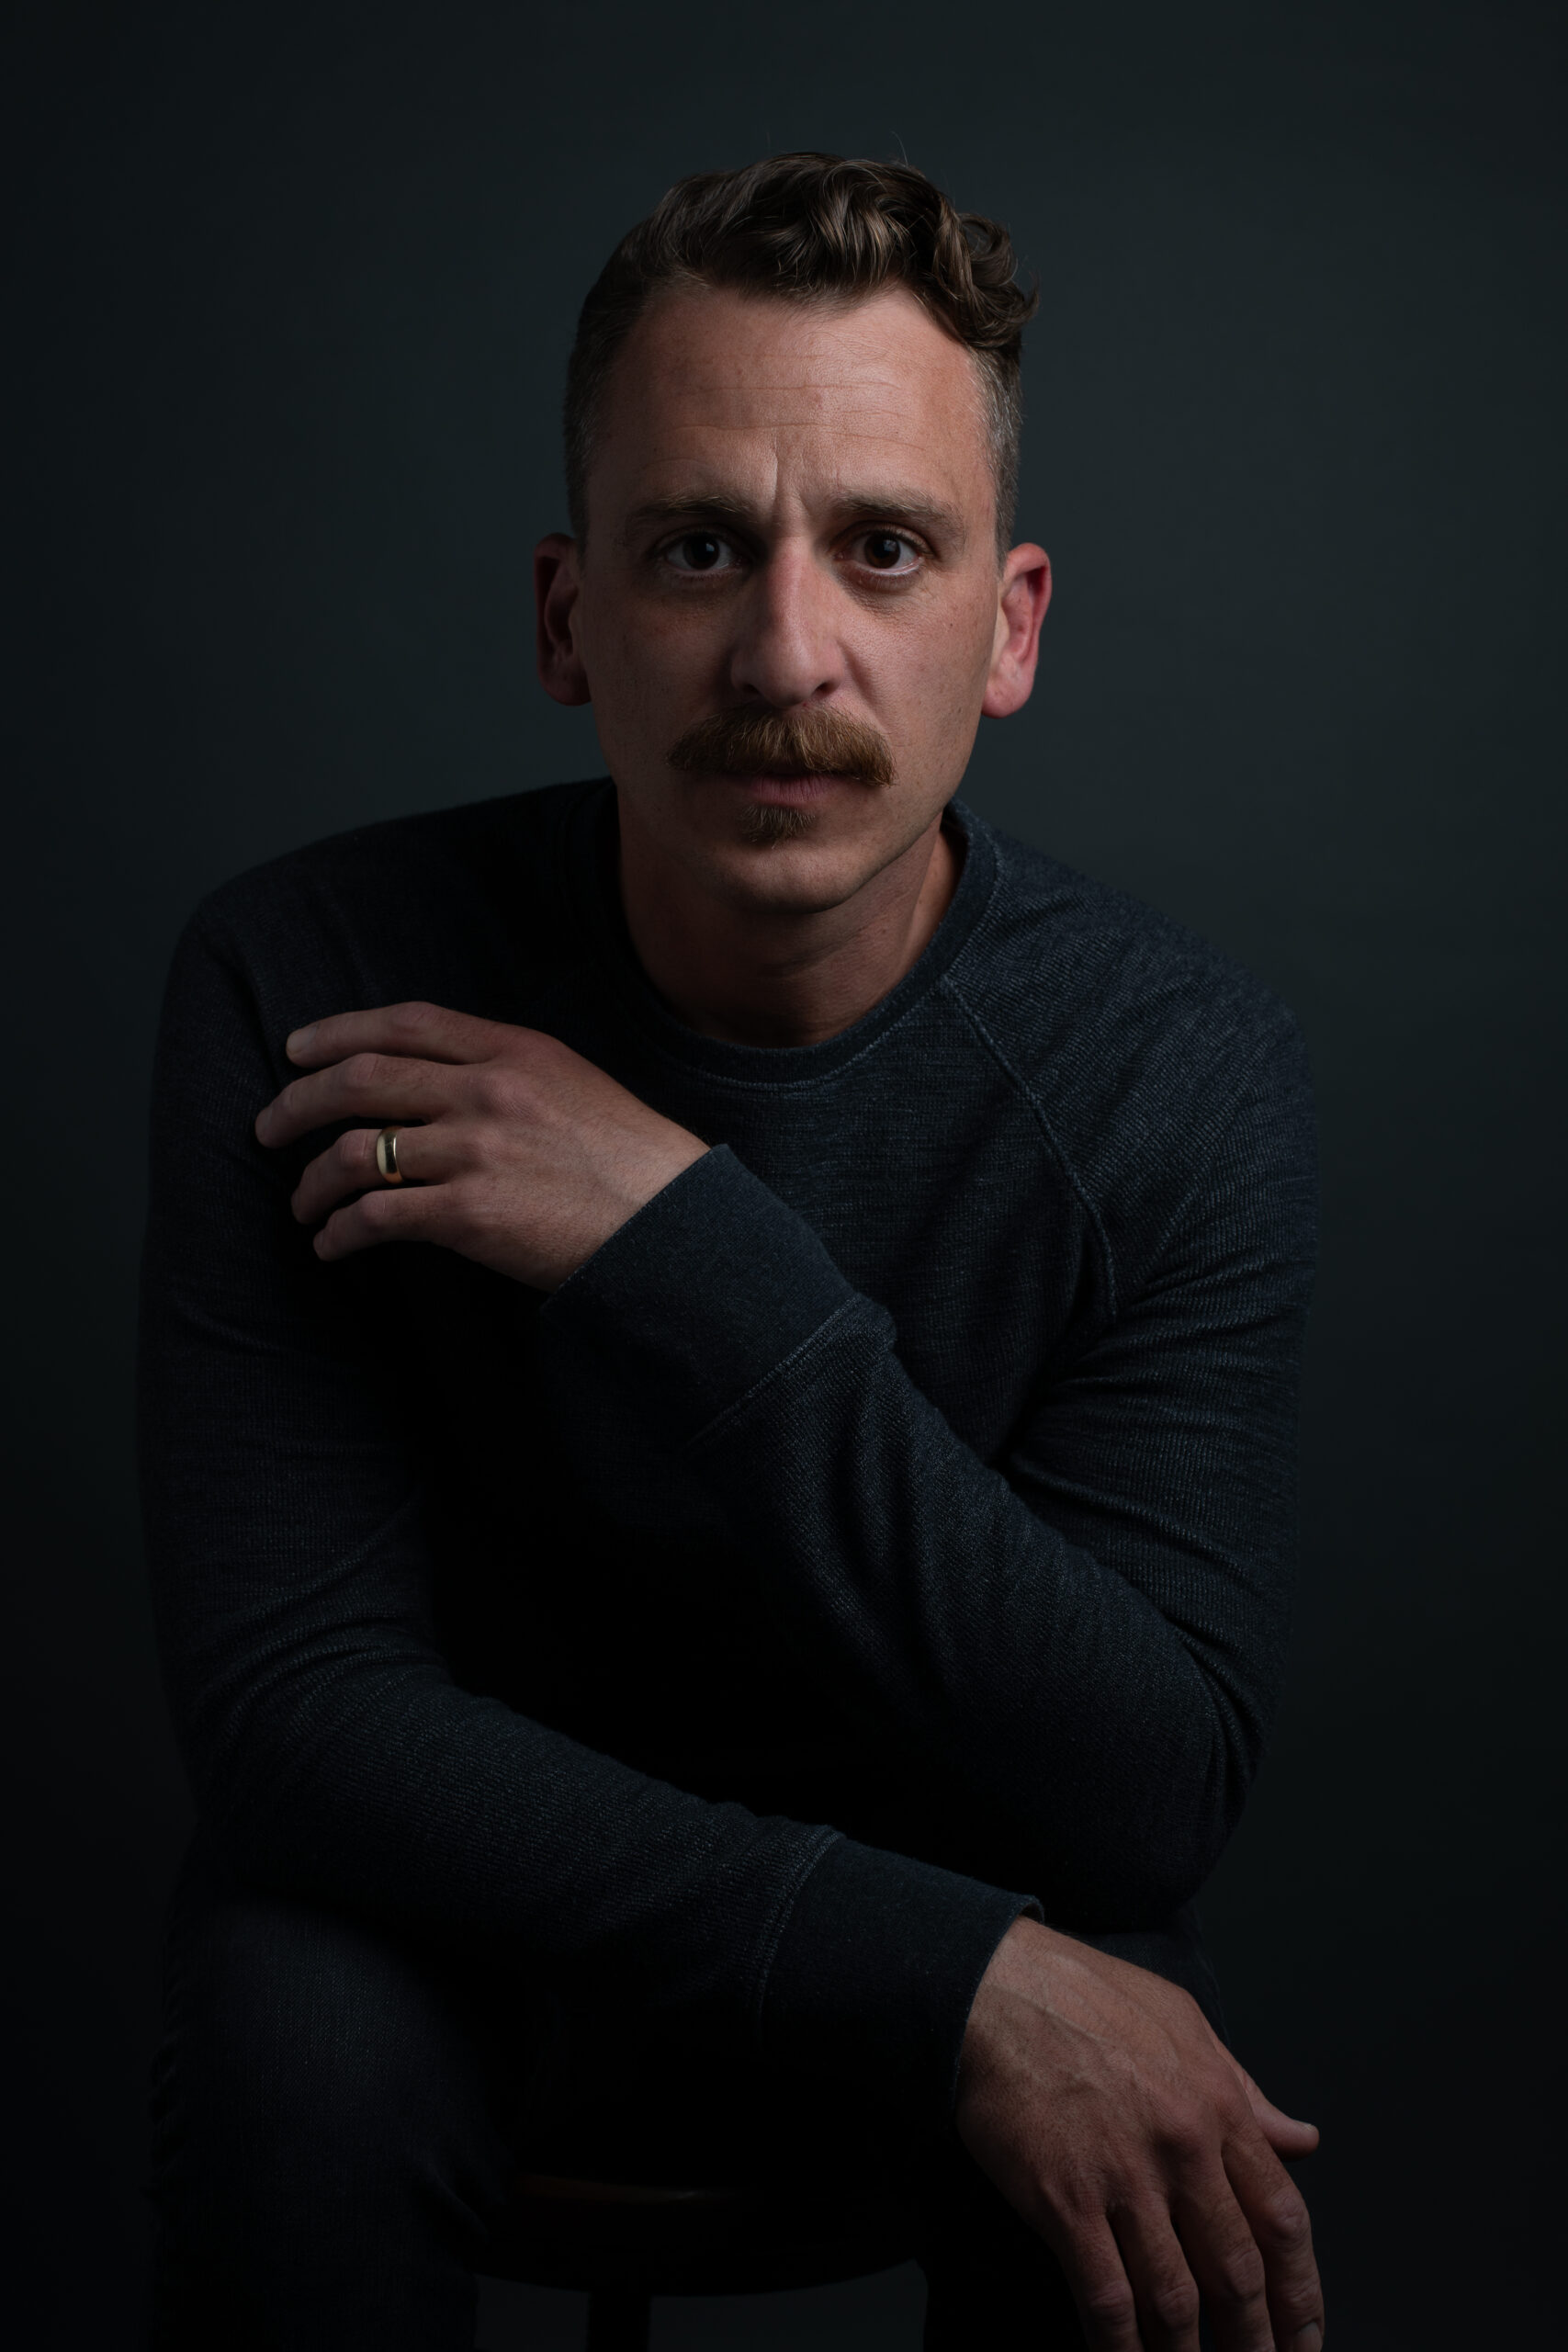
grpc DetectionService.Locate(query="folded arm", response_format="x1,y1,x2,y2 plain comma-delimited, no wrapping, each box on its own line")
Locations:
141,922,1028,2124
255,992,1315,1930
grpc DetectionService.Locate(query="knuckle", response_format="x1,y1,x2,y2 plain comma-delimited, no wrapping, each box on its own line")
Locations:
1201,2056,1247,2109
1158,2113,1210,2169
1217,2100,1255,2148
1256,2190,1311,2255
388,1000,434,1037
474,1068,520,1119
1149,2279,1201,2332
1080,2279,1137,2332
1211,2248,1266,2309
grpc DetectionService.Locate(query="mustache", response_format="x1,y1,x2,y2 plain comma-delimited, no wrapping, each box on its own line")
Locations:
666,707,896,789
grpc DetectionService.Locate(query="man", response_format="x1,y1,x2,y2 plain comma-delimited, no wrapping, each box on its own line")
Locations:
141,154,1324,2349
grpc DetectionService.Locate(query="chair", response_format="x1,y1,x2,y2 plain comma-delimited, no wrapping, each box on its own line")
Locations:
483,2161,916,2350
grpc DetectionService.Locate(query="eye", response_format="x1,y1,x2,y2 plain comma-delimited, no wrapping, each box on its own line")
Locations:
855,530,922,574
661,533,739,575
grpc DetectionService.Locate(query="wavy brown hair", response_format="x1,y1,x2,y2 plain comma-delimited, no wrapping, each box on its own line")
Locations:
564,153,1037,559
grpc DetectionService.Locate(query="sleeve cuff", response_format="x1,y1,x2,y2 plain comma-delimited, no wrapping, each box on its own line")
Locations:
540,1144,870,1445
758,1834,1041,2132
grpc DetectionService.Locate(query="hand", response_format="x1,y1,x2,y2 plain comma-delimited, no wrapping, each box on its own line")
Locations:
956,1918,1323,2352
253,1001,709,1291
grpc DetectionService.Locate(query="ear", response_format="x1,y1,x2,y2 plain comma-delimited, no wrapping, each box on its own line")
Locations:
535,534,591,707
982,544,1052,719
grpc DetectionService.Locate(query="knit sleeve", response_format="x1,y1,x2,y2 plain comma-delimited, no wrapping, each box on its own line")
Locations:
541,1017,1317,1939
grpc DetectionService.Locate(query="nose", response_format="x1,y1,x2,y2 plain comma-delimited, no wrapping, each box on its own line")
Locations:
728,541,846,709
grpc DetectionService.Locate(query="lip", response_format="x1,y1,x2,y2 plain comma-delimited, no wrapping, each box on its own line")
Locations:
711,771,848,806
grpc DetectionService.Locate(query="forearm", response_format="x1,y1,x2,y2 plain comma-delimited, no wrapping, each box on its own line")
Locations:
687,1318,1247,1915
543,1143,1307,1921
145,1437,1029,2117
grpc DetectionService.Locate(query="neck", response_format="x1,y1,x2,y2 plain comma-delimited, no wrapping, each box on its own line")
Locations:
615,805,961,1049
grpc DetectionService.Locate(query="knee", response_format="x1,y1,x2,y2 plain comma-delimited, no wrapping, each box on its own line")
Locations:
148,1869,521,2342
152,1873,498,2222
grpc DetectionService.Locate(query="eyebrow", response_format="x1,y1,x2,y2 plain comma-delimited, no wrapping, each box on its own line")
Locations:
618,487,967,550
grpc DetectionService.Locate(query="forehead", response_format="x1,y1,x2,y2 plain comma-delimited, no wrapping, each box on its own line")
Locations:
588,282,994,525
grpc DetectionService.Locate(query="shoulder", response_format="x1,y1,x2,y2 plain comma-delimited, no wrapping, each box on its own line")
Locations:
945,812,1314,1250
192,780,594,961
170,781,602,1044
953,817,1305,1080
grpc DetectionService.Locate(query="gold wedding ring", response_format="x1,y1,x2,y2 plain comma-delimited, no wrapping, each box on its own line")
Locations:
375,1126,404,1186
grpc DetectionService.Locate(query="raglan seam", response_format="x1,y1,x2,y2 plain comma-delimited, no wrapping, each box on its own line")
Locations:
1131,1021,1314,1285
939,970,1121,1324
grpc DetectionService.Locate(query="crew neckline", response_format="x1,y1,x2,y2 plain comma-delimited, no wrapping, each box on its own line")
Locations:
558,778,998,1088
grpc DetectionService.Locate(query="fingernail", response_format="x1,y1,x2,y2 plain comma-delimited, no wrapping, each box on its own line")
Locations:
1294,2328,1323,2352
287,1023,316,1057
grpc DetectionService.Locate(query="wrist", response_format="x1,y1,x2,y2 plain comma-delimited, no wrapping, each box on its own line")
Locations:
548,1136,711,1291
959,1916,1066,2084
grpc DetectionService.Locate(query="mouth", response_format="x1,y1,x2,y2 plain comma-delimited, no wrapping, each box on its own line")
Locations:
713,771,847,806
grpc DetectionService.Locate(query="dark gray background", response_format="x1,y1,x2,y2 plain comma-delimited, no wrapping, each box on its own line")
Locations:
6,2,1564,2343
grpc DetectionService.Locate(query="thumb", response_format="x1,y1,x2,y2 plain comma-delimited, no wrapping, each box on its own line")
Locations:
1231,2061,1321,2157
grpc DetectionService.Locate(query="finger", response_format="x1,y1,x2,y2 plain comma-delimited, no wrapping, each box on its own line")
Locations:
1109,2199,1203,2350
1221,2133,1324,2352
1227,2064,1319,2160
290,1123,446,1226
1170,2165,1280,2352
1037,2215,1145,2352
255,1054,451,1148
285,1001,515,1070
1201,2031,1320,2162
312,1180,431,1262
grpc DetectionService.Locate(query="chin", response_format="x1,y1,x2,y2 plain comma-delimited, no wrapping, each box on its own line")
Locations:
703,824,882,917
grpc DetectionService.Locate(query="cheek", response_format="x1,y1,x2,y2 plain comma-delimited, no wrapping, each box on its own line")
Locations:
582,606,719,780
871,597,997,753
581,593,725,736
584,618,747,810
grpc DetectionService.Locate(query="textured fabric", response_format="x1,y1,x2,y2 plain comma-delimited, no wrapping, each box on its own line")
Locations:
138,779,1316,2132
147,1843,523,2349
145,1841,1092,2349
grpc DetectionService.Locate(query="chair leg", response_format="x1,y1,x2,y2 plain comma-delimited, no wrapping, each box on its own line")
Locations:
585,2283,652,2351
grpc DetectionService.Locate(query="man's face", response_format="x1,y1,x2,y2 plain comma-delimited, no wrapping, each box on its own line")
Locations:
537,283,1048,915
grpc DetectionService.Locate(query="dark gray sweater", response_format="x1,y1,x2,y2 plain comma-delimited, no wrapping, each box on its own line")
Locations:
139,780,1316,2129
